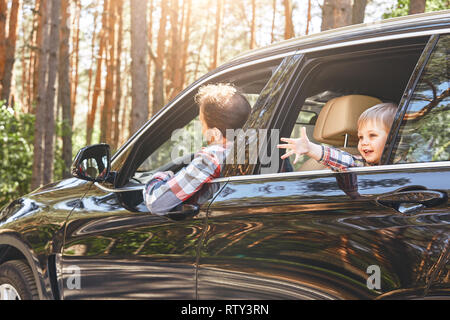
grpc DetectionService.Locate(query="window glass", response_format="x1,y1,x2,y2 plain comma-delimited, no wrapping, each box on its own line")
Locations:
279,38,429,173
392,35,450,164
137,116,202,172
130,59,284,185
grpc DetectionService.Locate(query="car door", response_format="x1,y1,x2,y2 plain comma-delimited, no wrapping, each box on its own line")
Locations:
60,55,288,299
384,34,450,299
197,34,449,299
61,104,211,300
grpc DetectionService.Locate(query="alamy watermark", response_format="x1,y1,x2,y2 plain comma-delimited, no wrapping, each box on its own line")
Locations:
366,265,381,290
66,265,81,290
169,120,280,174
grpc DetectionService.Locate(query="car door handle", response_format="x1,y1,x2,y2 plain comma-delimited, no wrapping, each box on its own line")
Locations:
164,204,200,221
377,187,448,215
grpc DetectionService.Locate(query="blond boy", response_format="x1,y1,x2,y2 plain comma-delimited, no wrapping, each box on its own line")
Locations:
278,103,397,171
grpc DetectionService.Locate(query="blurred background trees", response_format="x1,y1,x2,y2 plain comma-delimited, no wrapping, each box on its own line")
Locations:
0,0,448,204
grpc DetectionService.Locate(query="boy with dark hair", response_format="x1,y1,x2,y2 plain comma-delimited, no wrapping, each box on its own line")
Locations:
143,83,251,214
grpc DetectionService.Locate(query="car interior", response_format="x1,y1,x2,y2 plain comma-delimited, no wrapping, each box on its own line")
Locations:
281,36,430,172
293,94,383,171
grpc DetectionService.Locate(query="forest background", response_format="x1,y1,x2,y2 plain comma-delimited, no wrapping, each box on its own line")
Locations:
0,0,448,207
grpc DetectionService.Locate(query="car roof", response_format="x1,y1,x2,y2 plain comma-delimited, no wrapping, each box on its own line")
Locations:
227,10,450,64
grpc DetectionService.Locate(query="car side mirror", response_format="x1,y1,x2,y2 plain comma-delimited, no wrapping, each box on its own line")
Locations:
72,144,111,182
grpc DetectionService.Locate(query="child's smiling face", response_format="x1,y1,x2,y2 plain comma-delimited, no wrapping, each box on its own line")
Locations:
357,120,389,164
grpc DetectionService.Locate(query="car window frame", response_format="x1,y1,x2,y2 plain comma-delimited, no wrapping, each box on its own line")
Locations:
210,160,450,185
221,53,305,177
99,52,295,192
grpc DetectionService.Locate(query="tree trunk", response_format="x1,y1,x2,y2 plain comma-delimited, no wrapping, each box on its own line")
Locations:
352,0,367,25
33,0,46,106
86,7,98,129
168,0,182,100
152,0,168,116
42,0,61,185
1,0,20,104
306,0,312,35
113,0,123,151
321,0,352,31
180,0,191,91
101,0,116,144
0,0,7,97
210,0,223,70
283,0,295,39
271,0,276,43
20,13,27,109
31,0,50,190
86,0,108,146
70,0,81,122
120,73,131,145
130,0,149,135
147,0,154,115
250,0,256,49
30,0,42,108
409,0,426,14
59,0,72,179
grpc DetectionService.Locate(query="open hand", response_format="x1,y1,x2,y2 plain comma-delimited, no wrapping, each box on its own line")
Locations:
277,127,311,164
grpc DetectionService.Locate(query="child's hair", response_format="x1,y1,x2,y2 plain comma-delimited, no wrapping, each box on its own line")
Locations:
357,102,398,132
195,83,251,136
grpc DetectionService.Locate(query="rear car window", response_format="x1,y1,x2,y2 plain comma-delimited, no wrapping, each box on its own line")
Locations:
391,35,450,164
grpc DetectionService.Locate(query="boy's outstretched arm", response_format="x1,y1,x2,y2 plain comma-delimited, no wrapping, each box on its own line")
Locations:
278,127,366,172
277,127,322,164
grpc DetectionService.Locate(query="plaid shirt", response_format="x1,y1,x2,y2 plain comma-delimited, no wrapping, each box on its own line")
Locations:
143,142,232,214
318,145,369,172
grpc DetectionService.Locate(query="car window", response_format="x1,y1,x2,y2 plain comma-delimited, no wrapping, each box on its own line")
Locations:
136,93,262,174
391,35,449,164
122,58,285,191
279,37,429,172
109,58,287,211
136,116,202,173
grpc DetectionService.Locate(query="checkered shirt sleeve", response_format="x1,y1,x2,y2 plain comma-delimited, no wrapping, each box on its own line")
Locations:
143,144,229,214
318,145,367,172
166,146,224,201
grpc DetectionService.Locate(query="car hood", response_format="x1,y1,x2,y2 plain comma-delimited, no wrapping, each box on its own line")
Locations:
0,177,90,228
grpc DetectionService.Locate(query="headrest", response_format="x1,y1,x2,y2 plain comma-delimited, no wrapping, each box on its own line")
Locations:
313,95,382,146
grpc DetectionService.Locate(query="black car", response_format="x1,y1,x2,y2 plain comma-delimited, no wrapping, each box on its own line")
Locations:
1,11,449,300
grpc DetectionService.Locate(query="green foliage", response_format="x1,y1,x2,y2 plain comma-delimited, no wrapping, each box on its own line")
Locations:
0,99,81,208
0,102,35,207
425,0,450,11
0,99,76,208
383,0,410,18
383,0,450,19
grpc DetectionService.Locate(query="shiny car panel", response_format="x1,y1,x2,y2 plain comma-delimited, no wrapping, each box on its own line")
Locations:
198,164,450,299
